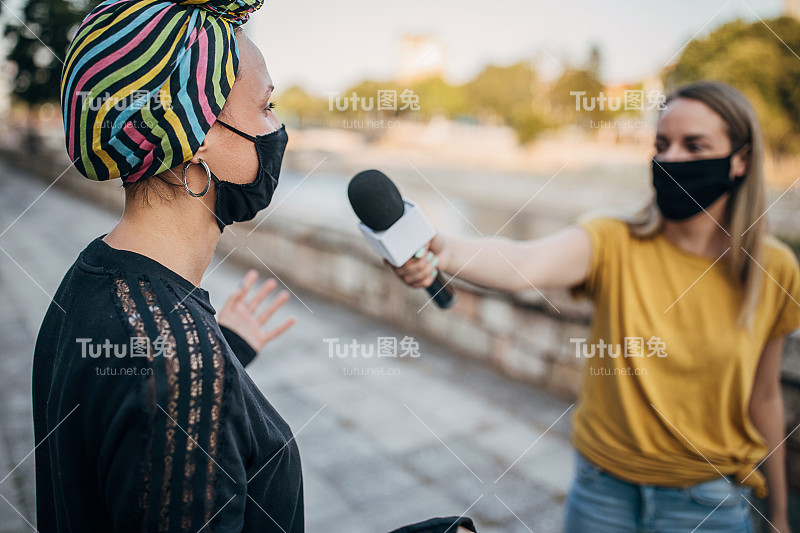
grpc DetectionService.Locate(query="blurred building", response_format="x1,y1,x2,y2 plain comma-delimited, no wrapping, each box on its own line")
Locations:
396,35,445,84
786,0,800,18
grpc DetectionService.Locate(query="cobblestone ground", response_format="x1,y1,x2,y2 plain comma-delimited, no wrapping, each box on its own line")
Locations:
0,160,575,532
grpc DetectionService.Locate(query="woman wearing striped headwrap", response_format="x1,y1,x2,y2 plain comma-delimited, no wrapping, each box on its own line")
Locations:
33,0,303,531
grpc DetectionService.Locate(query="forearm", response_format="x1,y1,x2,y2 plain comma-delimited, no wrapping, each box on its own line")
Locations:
438,226,591,292
750,392,789,519
439,233,531,292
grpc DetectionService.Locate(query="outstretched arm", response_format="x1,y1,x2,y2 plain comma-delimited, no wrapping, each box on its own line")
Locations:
749,335,791,533
388,225,592,293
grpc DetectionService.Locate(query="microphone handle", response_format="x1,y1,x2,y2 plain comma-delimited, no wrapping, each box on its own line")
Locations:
426,273,456,309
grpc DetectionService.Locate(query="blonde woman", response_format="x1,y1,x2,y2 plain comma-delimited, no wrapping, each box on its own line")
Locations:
390,81,799,532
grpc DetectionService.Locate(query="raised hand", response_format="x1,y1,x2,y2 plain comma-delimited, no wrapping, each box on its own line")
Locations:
218,269,296,353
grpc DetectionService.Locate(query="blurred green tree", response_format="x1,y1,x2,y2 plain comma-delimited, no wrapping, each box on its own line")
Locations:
586,43,602,79
549,67,606,126
666,16,800,154
466,61,547,142
408,76,468,120
275,46,622,144
4,0,98,106
338,79,398,120
277,85,334,128
548,46,612,128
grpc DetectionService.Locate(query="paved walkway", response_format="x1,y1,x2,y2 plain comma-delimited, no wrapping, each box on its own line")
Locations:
0,160,575,533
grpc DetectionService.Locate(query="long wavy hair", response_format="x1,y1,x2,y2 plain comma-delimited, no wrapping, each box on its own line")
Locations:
626,80,767,328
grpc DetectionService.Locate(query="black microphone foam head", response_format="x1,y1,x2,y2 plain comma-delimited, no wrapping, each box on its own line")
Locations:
347,169,405,231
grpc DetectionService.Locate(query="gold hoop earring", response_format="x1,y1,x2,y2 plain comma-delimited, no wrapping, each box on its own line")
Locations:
182,159,211,197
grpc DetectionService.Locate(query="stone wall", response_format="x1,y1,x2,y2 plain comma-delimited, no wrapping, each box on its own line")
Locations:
3,147,799,509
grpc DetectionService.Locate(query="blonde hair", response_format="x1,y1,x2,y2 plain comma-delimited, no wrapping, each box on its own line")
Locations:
626,81,767,328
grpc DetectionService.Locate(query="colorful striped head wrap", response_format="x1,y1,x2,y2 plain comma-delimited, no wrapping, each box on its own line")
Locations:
60,0,263,182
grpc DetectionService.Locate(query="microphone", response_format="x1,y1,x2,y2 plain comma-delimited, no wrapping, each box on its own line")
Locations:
348,169,457,310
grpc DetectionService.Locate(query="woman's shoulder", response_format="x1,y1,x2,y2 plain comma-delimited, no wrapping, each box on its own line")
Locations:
758,236,800,306
573,212,632,247
108,272,223,362
59,238,237,391
58,255,223,372
574,212,629,230
90,271,239,434
762,235,800,275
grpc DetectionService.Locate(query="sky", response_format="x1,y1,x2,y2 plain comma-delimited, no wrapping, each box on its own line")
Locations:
245,0,786,96
0,0,787,105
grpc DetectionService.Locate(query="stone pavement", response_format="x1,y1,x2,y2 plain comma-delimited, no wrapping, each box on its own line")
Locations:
0,159,575,532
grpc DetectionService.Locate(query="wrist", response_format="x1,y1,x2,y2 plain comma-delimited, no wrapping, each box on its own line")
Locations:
438,245,453,274
431,234,450,273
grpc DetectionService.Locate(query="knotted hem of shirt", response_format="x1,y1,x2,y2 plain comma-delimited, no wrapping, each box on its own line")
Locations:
734,466,768,499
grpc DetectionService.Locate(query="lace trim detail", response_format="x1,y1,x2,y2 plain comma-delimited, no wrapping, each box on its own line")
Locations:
174,296,202,531
136,279,180,532
113,277,152,528
114,277,147,339
111,275,226,530
201,316,225,524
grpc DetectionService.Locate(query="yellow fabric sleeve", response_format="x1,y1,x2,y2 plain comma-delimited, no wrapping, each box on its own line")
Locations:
765,240,800,340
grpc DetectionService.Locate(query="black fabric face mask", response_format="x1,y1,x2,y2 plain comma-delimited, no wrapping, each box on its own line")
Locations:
651,150,744,221
210,120,288,232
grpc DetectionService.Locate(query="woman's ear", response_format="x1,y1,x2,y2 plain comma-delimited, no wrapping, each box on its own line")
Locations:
190,117,231,167
190,138,211,165
731,143,750,179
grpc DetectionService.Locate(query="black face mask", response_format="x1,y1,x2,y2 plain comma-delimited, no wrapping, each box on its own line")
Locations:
651,150,744,221
211,120,288,232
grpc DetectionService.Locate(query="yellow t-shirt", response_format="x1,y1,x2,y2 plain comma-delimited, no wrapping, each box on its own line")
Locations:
570,216,800,497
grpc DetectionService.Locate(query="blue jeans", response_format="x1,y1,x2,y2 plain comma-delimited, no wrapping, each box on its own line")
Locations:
565,452,753,533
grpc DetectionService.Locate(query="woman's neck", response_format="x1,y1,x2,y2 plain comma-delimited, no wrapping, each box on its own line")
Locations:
662,199,731,259
103,198,220,286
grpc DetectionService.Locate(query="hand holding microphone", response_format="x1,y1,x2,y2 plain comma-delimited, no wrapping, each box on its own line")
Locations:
347,169,456,309
385,234,447,289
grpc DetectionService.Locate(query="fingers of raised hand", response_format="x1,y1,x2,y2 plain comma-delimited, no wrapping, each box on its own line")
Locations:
247,277,279,313
257,289,291,326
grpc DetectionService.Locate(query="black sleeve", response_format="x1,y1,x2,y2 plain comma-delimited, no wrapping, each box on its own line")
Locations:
220,325,258,367
388,516,477,533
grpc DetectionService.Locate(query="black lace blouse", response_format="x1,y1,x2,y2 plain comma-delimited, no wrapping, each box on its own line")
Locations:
32,236,304,532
